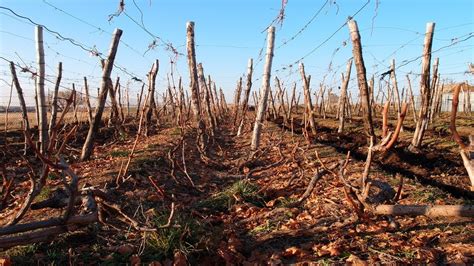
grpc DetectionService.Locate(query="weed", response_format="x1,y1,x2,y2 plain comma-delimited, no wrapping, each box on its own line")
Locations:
37,186,52,201
196,180,265,212
47,173,60,180
250,220,276,235
275,197,299,208
170,127,182,136
110,150,129,158
2,244,37,265
141,211,205,262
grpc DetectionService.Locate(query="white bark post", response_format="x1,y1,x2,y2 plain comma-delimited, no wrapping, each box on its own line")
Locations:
186,21,206,148
390,59,402,123
10,62,30,153
410,23,435,151
81,28,122,161
251,26,275,150
299,63,317,134
348,19,376,143
48,62,62,136
197,63,216,136
338,58,353,133
145,60,159,131
406,74,417,123
83,77,93,124
237,58,253,136
35,25,48,153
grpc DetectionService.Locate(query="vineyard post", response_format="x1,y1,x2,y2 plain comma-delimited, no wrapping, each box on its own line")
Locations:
428,58,439,124
186,22,206,149
237,58,253,136
299,63,317,135
136,84,145,119
348,19,376,144
197,63,216,136
10,62,30,153
410,22,435,151
406,74,417,123
338,58,353,133
35,25,49,153
83,77,93,124
390,59,402,126
108,77,120,125
233,77,243,126
81,28,122,161
251,26,275,150
145,60,159,133
48,62,62,137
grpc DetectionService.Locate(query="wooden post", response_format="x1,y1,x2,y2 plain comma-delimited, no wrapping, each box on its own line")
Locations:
406,74,417,123
126,83,130,118
117,80,124,121
108,77,120,125
338,58,353,133
275,76,288,122
145,60,159,132
166,74,176,119
81,28,122,161
237,58,253,136
219,87,228,112
251,26,275,150
348,19,376,143
268,88,278,119
197,63,216,136
186,21,206,148
48,62,62,136
35,25,48,153
10,62,30,153
233,77,243,126
299,63,317,134
83,77,93,124
72,84,78,124
409,22,435,151
288,83,296,118
428,58,439,124
136,83,145,119
390,59,402,123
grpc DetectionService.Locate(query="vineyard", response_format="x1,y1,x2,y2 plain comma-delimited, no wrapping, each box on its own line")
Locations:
0,1,473,265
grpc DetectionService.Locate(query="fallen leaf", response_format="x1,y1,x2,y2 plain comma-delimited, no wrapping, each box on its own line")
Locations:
117,244,134,255
130,255,141,266
282,246,302,257
0,258,11,266
346,254,367,266
173,251,187,266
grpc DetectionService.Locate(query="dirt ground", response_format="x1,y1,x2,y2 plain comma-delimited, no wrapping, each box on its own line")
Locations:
0,111,473,265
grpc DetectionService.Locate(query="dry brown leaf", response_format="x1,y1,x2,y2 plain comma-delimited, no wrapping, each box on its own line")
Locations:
228,234,243,253
130,255,141,266
346,254,367,266
173,251,187,266
282,246,302,257
0,258,11,266
116,244,134,255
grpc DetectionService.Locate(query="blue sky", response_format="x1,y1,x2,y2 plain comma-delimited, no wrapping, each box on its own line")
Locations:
0,0,473,106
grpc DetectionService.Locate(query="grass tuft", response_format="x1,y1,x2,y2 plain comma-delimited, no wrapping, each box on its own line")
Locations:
196,180,265,212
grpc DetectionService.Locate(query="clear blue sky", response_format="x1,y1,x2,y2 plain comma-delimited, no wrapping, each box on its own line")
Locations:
0,0,473,106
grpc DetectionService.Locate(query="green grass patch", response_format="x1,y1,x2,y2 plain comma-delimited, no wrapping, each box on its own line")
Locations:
249,220,276,235
1,244,38,265
37,187,52,201
141,211,209,262
196,180,265,212
110,150,130,158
